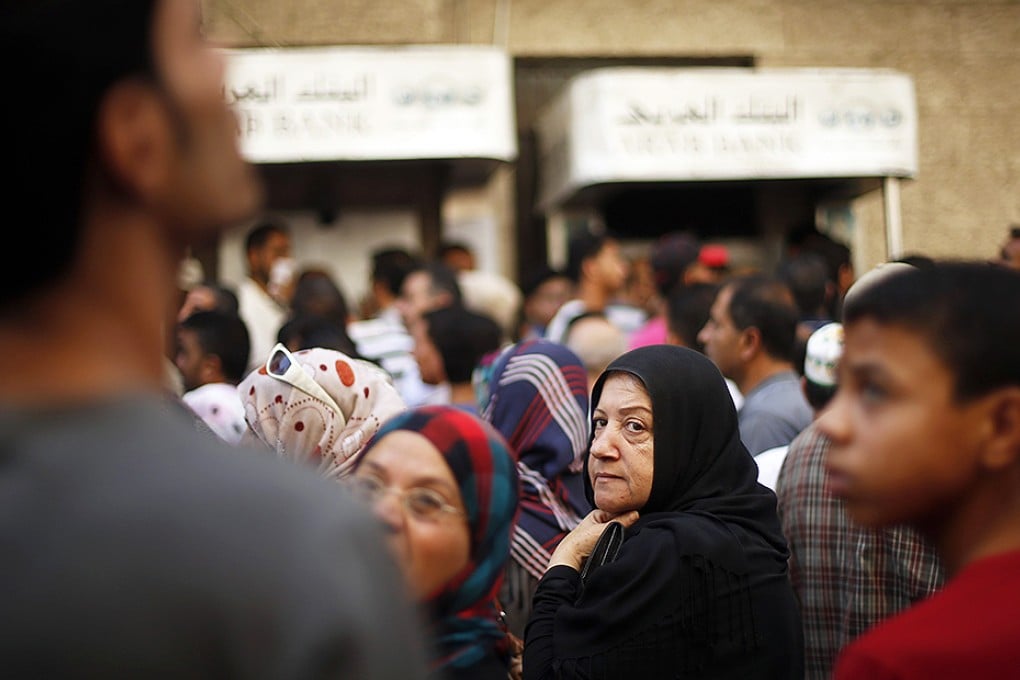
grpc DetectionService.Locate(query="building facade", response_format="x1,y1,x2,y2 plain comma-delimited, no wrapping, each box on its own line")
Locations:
203,0,1020,303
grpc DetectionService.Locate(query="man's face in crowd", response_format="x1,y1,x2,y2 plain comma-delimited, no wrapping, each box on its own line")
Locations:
151,0,263,239
698,285,744,381
525,276,573,328
250,231,292,282
398,271,444,325
590,240,630,294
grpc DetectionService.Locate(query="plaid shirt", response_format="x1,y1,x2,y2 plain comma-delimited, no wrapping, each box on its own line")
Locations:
775,423,946,680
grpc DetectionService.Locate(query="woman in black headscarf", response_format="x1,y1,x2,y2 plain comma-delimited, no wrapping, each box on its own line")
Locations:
522,345,803,679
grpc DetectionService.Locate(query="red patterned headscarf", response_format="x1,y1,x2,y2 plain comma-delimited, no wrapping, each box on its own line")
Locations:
357,405,520,672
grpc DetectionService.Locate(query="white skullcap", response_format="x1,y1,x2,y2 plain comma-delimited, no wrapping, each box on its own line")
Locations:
804,322,845,387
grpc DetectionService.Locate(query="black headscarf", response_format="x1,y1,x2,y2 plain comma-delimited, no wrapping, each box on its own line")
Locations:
584,345,788,562
537,345,799,678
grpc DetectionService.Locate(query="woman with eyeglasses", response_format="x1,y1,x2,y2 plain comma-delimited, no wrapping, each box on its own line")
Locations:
347,405,521,680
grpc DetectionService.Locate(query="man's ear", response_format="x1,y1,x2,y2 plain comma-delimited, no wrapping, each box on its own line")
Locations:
96,79,173,199
738,326,761,361
979,387,1020,470
200,353,224,383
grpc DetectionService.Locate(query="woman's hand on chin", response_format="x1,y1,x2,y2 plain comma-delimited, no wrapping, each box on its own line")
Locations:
546,508,640,572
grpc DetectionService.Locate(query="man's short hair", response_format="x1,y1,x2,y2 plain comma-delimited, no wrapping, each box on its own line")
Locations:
276,314,361,359
520,265,568,299
565,225,614,283
371,247,421,297
842,261,1020,402
179,310,252,385
245,220,289,254
422,306,502,383
778,252,831,317
2,0,160,309
650,232,701,298
290,270,351,321
787,224,852,283
192,281,240,317
439,241,474,266
666,282,719,352
726,274,800,363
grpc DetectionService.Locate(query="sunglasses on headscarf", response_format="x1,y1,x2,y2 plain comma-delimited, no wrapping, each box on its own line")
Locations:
266,343,346,422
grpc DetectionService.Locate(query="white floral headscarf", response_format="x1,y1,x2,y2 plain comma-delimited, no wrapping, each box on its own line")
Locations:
238,347,407,481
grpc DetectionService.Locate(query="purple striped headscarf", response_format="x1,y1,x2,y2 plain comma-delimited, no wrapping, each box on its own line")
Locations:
480,339,593,579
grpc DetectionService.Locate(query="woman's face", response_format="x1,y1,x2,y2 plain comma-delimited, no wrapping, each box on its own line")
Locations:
353,431,471,600
588,372,655,513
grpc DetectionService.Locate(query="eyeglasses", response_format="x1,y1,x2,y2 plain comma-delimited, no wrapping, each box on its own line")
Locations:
265,343,346,421
346,474,464,522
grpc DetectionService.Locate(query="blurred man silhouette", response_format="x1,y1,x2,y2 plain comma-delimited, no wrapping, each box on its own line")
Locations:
0,2,427,676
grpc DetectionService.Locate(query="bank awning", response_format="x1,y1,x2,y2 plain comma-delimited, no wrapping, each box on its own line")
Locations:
536,67,918,209
223,45,517,179
535,67,918,258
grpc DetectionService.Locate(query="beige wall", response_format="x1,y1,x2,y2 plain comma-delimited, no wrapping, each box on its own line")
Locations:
205,0,1020,271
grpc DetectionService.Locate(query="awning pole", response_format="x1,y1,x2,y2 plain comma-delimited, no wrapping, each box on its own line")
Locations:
883,176,904,261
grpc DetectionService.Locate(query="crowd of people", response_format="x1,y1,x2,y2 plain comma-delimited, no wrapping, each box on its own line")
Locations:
4,1,1020,678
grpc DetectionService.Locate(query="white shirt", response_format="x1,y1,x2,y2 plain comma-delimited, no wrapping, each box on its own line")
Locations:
237,277,288,374
181,382,248,445
544,299,647,345
754,444,789,491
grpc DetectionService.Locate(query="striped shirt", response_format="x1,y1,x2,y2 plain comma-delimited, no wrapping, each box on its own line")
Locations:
347,307,442,408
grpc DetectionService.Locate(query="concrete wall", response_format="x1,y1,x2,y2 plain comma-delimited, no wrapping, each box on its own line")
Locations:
205,0,1020,271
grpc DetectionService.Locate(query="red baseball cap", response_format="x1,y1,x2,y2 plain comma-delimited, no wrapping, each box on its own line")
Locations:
698,244,730,269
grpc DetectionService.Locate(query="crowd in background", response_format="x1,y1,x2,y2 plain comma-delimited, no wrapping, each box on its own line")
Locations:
5,1,1020,678
166,212,1020,679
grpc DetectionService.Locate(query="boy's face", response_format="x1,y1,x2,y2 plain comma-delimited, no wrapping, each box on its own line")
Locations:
174,327,206,392
816,318,988,530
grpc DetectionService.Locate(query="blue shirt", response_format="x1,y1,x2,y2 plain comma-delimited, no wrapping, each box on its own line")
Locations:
738,370,814,457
